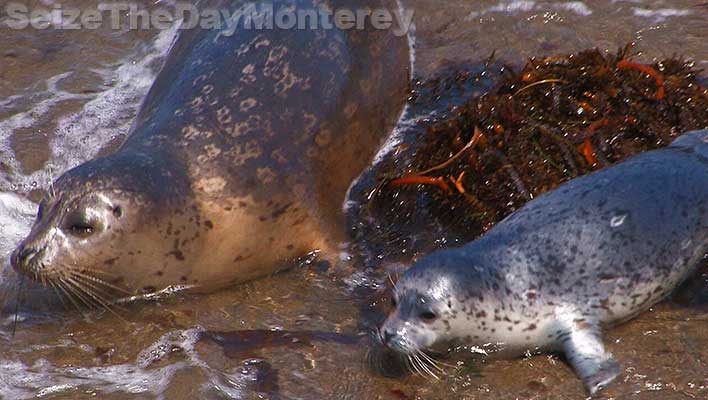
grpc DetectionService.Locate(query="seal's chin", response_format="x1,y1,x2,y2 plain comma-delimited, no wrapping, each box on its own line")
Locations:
379,333,450,380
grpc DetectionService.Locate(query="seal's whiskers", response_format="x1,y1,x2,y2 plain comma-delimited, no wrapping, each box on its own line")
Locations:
55,278,89,316
66,275,117,309
62,274,126,321
69,273,122,302
403,354,419,377
61,277,99,310
413,351,440,380
11,275,24,337
387,273,397,293
48,280,69,310
66,268,132,295
47,165,56,199
418,350,448,373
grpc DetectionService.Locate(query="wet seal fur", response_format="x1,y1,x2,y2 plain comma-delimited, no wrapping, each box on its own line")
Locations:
380,130,708,395
10,0,410,295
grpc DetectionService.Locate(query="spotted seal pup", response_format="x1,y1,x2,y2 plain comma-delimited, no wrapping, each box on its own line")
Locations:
10,0,411,296
380,130,708,394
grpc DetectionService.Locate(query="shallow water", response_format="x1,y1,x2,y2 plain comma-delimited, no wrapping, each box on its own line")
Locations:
2,0,708,399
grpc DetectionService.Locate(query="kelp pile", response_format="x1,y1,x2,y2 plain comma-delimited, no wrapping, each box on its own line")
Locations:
364,45,708,252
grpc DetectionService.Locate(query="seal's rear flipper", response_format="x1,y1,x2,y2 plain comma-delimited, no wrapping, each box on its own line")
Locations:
560,322,621,395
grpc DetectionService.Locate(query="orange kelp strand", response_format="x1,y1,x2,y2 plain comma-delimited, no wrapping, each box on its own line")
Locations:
390,175,452,194
416,126,486,176
617,60,665,100
586,118,609,136
578,138,597,166
451,171,466,194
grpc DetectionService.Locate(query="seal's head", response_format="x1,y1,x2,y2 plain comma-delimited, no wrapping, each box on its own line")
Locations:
10,152,193,297
379,250,478,355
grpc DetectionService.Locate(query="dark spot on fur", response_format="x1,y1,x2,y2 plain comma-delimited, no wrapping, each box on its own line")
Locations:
575,320,592,330
104,257,118,266
234,254,253,263
167,250,185,261
286,244,294,250
290,216,307,226
271,202,293,219
204,220,214,229
155,270,164,276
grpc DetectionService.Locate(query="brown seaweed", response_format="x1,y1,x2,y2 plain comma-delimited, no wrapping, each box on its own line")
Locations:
367,45,708,245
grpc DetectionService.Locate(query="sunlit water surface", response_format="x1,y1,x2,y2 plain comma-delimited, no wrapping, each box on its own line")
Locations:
2,1,708,399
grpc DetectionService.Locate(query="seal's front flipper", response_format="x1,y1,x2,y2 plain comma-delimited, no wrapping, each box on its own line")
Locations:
560,321,621,395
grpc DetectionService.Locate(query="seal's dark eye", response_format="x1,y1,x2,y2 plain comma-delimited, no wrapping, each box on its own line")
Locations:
64,213,97,238
69,222,95,237
419,311,437,322
113,206,123,218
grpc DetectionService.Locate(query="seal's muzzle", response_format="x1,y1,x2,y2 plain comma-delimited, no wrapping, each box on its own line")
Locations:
11,242,43,277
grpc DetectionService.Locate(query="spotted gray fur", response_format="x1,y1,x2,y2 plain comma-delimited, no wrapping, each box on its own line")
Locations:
381,130,708,395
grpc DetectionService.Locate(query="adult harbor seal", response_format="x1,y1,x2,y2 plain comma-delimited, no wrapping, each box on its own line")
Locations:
379,130,708,394
10,0,410,296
